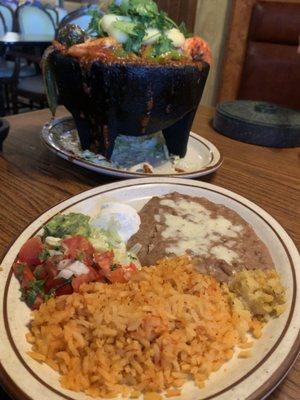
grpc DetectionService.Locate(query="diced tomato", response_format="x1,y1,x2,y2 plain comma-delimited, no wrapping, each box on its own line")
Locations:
107,267,127,284
13,261,26,280
107,264,137,284
43,256,62,280
62,236,94,266
21,265,35,289
44,277,69,294
94,251,114,274
18,237,44,267
33,265,47,280
72,266,105,292
71,275,88,292
55,284,73,296
13,261,35,288
32,295,43,310
127,263,138,272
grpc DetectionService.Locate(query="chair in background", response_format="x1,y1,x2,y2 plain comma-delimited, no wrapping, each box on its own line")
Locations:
56,6,67,24
0,3,14,32
0,10,9,114
58,5,95,31
0,10,21,115
44,5,59,28
0,10,6,35
218,0,300,111
16,3,55,36
16,73,47,111
45,6,68,28
11,4,55,113
1,0,17,12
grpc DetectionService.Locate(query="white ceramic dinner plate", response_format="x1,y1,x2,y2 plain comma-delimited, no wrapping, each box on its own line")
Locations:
0,178,299,400
41,117,223,179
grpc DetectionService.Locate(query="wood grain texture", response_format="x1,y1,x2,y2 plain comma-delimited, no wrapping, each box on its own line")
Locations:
218,0,300,102
156,0,198,31
0,106,299,400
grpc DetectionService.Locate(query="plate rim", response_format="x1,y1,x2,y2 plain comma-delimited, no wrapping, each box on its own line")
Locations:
0,178,299,400
41,117,223,179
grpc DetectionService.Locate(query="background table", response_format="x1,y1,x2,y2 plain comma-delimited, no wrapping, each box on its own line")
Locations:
0,106,299,400
0,32,53,46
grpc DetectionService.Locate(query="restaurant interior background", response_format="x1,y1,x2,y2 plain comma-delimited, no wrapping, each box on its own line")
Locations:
0,0,299,118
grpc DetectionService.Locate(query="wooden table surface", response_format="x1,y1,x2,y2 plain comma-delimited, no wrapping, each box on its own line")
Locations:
0,106,299,399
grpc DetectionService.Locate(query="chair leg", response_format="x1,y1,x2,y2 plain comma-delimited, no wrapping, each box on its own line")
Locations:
0,83,6,117
11,84,19,115
4,84,10,112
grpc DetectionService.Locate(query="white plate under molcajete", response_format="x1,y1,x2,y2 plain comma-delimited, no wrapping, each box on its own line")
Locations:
41,117,223,179
0,178,299,400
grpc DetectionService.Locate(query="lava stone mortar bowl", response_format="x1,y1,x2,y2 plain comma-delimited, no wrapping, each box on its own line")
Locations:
45,46,210,160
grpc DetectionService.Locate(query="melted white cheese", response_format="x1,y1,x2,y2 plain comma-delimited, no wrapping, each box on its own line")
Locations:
210,246,239,264
159,199,243,263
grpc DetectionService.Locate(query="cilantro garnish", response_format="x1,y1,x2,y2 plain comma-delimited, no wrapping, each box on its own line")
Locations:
33,265,45,279
44,288,56,302
28,279,45,291
128,0,158,17
113,20,139,36
76,251,85,262
26,289,38,307
39,248,50,261
88,0,191,56
151,35,173,57
15,263,25,279
110,263,120,271
88,8,105,36
21,279,45,308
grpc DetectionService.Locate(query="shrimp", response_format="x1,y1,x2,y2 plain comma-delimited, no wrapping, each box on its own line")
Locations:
184,36,212,65
67,37,120,59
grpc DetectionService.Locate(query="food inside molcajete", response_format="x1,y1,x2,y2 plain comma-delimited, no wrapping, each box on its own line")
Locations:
13,193,287,398
43,0,211,159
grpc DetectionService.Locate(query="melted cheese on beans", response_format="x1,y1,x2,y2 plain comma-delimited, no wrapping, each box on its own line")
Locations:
159,199,243,263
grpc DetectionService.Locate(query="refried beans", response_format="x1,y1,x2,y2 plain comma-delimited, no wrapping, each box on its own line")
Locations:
127,192,274,282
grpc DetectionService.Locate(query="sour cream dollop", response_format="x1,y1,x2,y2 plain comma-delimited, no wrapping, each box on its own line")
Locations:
92,202,141,243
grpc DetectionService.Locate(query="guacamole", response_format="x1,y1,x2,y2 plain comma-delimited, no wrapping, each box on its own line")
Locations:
43,213,91,238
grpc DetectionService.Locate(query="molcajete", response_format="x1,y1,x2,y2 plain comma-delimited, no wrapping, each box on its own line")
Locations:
48,50,210,159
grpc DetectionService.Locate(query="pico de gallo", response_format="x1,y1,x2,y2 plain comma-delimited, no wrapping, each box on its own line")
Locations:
13,212,140,309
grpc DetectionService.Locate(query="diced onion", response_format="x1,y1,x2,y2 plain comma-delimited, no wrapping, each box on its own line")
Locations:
58,260,89,274
100,14,132,44
143,28,161,45
45,236,61,247
57,259,71,270
165,28,185,48
57,269,74,280
100,14,119,33
101,14,131,32
109,27,129,44
48,249,63,257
